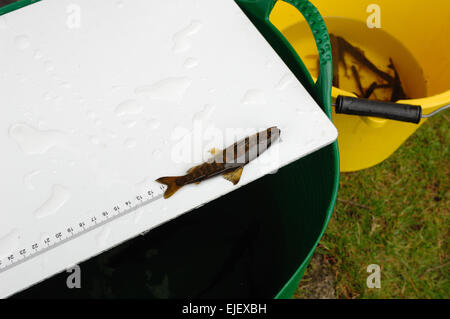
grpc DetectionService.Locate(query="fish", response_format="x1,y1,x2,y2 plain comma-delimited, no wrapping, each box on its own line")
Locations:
156,126,281,198
328,34,408,102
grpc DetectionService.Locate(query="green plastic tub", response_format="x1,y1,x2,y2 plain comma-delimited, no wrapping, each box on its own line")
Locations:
234,0,339,298
4,0,339,299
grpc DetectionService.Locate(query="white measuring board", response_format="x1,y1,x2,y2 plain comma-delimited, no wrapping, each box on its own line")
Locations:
0,0,337,297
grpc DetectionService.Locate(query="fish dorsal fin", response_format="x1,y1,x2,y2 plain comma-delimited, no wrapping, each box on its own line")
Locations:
186,164,202,174
209,147,221,155
223,166,244,185
186,164,203,184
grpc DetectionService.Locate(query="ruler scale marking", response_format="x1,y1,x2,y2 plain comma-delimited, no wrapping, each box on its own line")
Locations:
0,185,166,274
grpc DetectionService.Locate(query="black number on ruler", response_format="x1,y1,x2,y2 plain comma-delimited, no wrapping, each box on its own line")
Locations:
67,227,74,234
102,211,109,217
7,254,14,262
125,201,131,207
79,222,86,228
113,206,120,212
55,232,62,239
136,195,143,201
44,237,51,245
159,185,165,191
91,216,97,223
32,243,38,250
148,190,154,197
19,249,26,256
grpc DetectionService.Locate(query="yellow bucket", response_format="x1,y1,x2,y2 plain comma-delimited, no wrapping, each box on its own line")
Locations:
270,0,450,172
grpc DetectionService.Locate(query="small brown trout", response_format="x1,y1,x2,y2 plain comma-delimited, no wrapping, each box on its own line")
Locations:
156,126,281,198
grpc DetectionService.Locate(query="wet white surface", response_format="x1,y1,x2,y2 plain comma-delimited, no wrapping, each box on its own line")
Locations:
0,0,337,297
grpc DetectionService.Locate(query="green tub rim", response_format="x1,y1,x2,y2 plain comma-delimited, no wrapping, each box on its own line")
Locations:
235,0,339,298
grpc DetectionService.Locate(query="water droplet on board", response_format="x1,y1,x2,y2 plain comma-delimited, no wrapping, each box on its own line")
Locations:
60,81,71,89
9,123,69,155
34,185,71,219
192,104,215,123
90,135,101,145
0,229,20,259
172,21,202,53
97,227,111,248
14,35,30,50
116,0,124,8
34,50,43,60
43,91,52,101
135,77,191,103
54,96,63,106
122,119,137,128
107,131,118,139
241,89,267,105
115,99,142,116
183,57,199,69
275,73,296,90
24,170,42,190
124,138,137,148
86,110,96,119
147,118,160,130
43,61,55,72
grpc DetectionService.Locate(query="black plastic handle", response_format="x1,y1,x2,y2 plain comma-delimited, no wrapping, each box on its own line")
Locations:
335,96,422,124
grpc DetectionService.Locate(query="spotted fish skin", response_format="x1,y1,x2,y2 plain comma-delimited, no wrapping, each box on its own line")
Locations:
156,126,281,198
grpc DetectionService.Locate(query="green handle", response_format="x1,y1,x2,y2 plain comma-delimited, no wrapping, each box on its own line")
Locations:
235,0,333,118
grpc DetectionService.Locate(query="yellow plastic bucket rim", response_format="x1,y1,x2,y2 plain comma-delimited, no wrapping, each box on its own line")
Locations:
270,2,450,114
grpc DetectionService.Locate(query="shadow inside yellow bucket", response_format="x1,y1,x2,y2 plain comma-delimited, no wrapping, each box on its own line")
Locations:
271,0,450,172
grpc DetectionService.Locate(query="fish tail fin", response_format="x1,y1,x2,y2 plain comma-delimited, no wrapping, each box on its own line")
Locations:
156,176,183,199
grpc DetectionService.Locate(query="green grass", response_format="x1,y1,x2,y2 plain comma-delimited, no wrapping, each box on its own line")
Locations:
296,112,449,299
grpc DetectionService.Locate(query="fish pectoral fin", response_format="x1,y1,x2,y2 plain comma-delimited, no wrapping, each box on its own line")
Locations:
223,166,244,185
